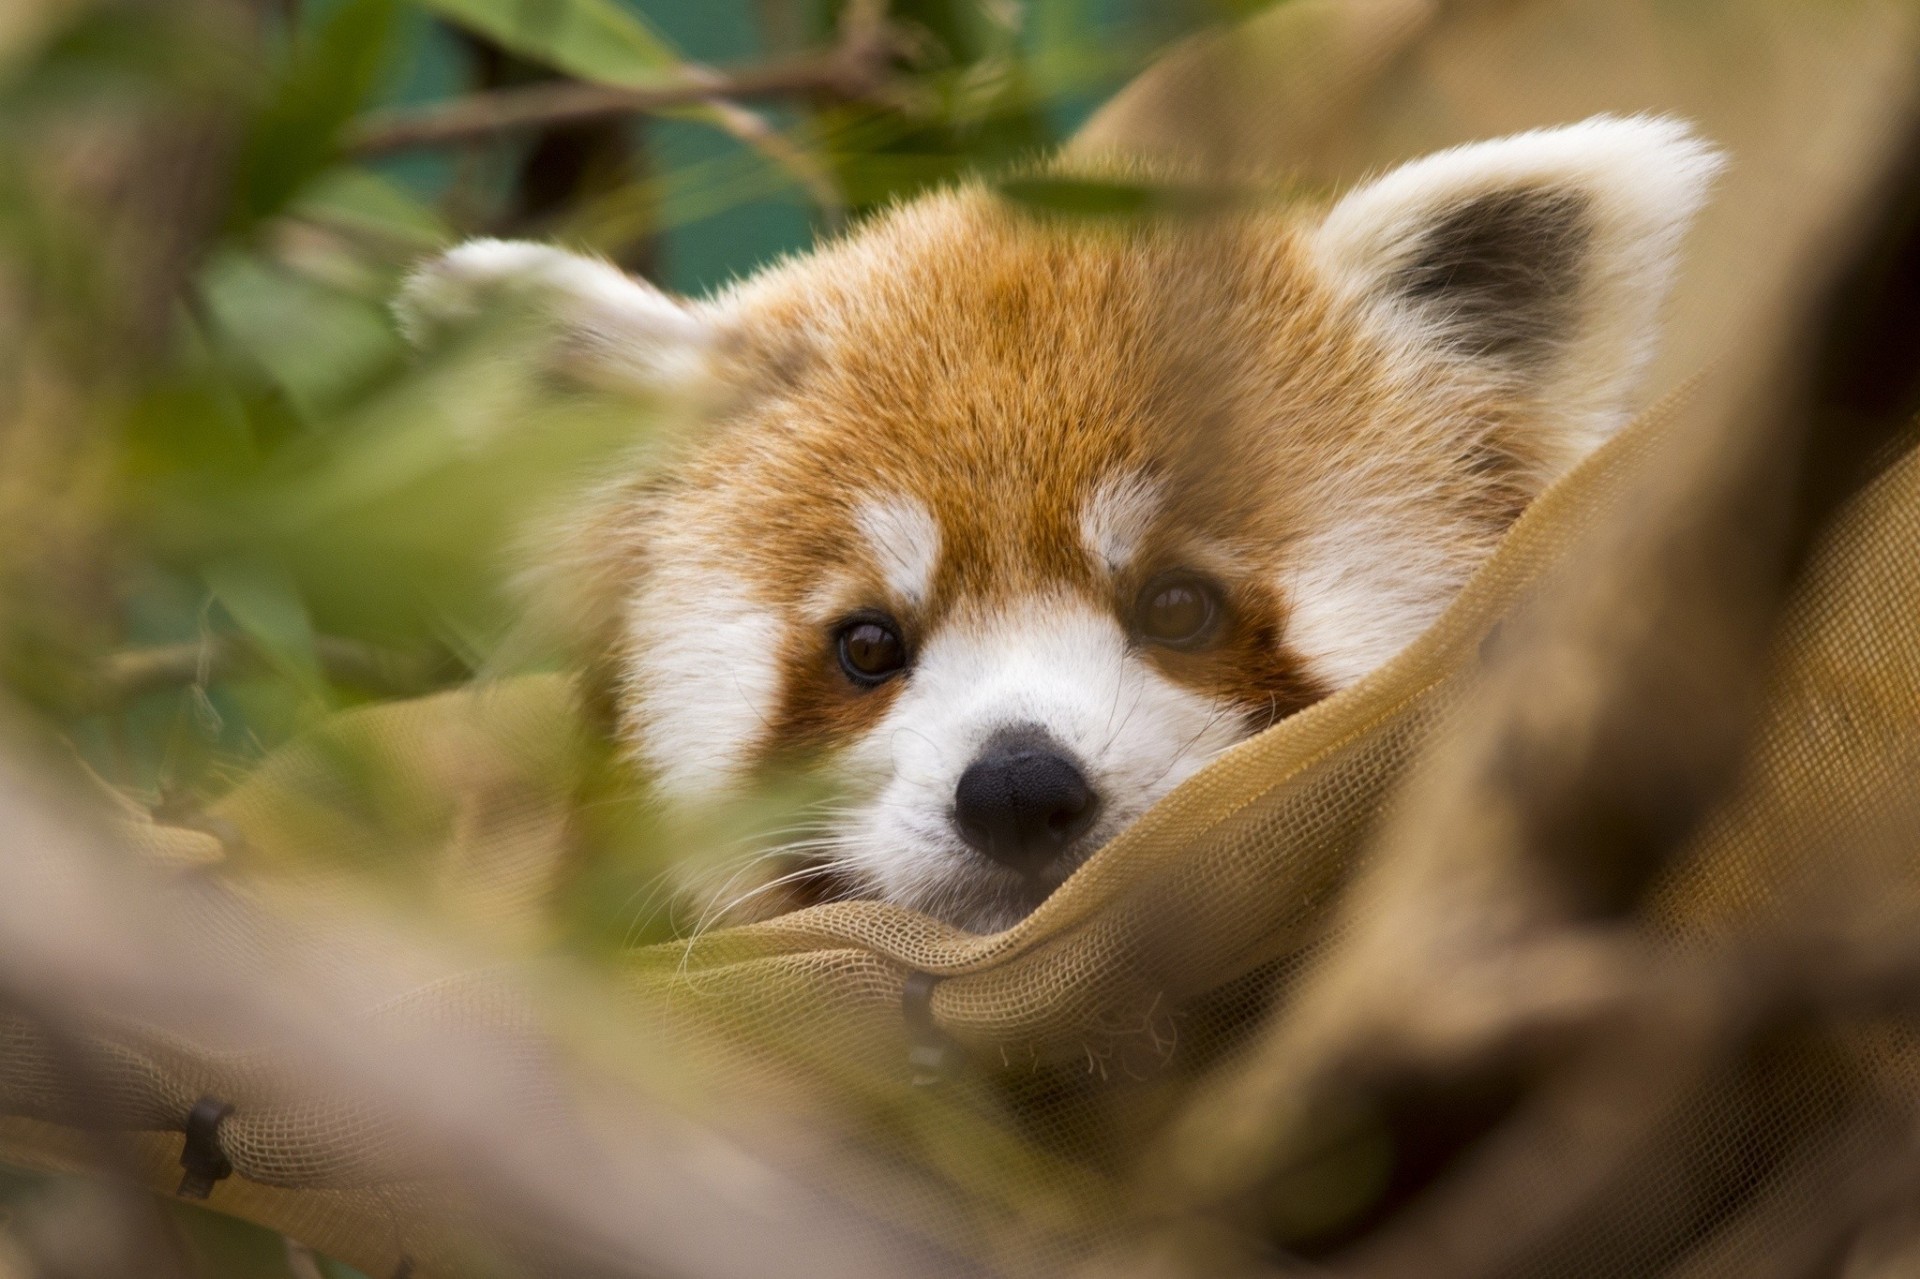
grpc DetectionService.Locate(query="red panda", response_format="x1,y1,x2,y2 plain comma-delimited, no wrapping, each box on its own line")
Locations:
398,116,1722,933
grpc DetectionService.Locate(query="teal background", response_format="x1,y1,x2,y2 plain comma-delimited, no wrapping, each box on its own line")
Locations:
341,0,1192,293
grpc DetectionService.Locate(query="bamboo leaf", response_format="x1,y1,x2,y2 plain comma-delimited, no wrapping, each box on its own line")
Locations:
202,555,327,696
237,0,399,227
416,0,681,88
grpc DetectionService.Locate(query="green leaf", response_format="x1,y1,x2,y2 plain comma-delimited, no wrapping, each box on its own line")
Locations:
415,0,844,232
237,0,400,227
197,249,404,423
202,555,327,696
416,0,680,87
290,167,452,252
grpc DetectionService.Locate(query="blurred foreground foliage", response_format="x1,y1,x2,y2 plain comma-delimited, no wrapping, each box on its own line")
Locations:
0,0,1229,871
6,2,1920,1277
0,1,1237,1269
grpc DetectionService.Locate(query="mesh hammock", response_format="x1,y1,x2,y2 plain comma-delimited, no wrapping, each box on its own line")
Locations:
5,1,1920,1276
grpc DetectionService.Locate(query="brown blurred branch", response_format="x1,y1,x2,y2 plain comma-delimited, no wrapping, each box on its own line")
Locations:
0,709,951,1279
94,635,451,707
348,11,907,157
1142,77,1920,1279
703,96,849,229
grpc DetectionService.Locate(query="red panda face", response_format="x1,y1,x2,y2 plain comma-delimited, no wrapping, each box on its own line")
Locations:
400,117,1722,932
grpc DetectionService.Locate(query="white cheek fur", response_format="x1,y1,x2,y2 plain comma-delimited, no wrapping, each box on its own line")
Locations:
620,562,785,800
1277,508,1481,691
619,579,1245,931
829,595,1244,923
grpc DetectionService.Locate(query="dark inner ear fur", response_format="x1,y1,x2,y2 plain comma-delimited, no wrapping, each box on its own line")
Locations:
1389,186,1594,369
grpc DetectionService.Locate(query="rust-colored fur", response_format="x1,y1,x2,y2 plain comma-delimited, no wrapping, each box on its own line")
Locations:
399,117,1722,931
607,190,1543,737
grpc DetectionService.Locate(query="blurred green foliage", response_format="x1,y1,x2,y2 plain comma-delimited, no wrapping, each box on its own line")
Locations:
0,3,1249,1265
0,0,1235,795
0,0,1261,938
0,0,1236,768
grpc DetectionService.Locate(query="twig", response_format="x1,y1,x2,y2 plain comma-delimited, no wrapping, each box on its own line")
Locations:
700,96,847,231
94,635,450,707
347,25,904,157
0,731,949,1279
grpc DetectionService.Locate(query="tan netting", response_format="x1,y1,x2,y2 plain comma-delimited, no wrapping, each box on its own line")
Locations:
5,1,1920,1276
623,373,1695,1050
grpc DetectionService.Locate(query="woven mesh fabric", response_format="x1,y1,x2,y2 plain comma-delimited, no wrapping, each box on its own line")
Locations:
3,1,1919,1275
623,377,1694,1054
3,374,1912,1277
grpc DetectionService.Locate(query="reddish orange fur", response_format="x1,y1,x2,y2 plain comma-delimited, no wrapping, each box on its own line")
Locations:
404,118,1722,927
584,184,1541,769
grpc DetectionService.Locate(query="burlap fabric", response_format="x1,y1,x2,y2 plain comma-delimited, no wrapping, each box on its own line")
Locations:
4,1,1920,1275
4,379,1913,1275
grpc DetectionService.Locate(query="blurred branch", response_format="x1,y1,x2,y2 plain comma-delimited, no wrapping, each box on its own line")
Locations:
0,709,950,1279
94,634,451,707
1145,82,1920,1279
702,97,848,230
347,10,909,157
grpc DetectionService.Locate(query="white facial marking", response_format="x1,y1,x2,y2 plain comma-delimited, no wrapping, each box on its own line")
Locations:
1279,507,1480,690
854,496,942,607
621,561,783,799
829,594,1243,930
1079,471,1163,574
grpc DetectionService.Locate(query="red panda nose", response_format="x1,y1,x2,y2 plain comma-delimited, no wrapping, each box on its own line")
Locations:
952,729,1099,878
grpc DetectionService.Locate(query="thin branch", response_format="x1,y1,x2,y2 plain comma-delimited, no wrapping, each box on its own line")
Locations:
0,733,946,1279
347,24,905,158
701,96,847,231
94,635,451,707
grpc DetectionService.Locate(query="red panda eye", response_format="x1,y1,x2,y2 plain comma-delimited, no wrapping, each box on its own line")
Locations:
1134,573,1223,650
836,614,907,685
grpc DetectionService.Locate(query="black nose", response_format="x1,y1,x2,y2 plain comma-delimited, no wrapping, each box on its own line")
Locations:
952,731,1099,877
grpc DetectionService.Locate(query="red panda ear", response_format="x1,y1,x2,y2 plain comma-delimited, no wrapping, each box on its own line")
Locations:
394,239,725,396
1310,116,1724,465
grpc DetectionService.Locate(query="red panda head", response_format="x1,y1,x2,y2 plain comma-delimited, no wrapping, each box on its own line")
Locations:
400,116,1721,932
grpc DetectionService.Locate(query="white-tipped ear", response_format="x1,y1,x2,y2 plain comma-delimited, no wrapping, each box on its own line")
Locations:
394,239,717,394
1313,116,1724,458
